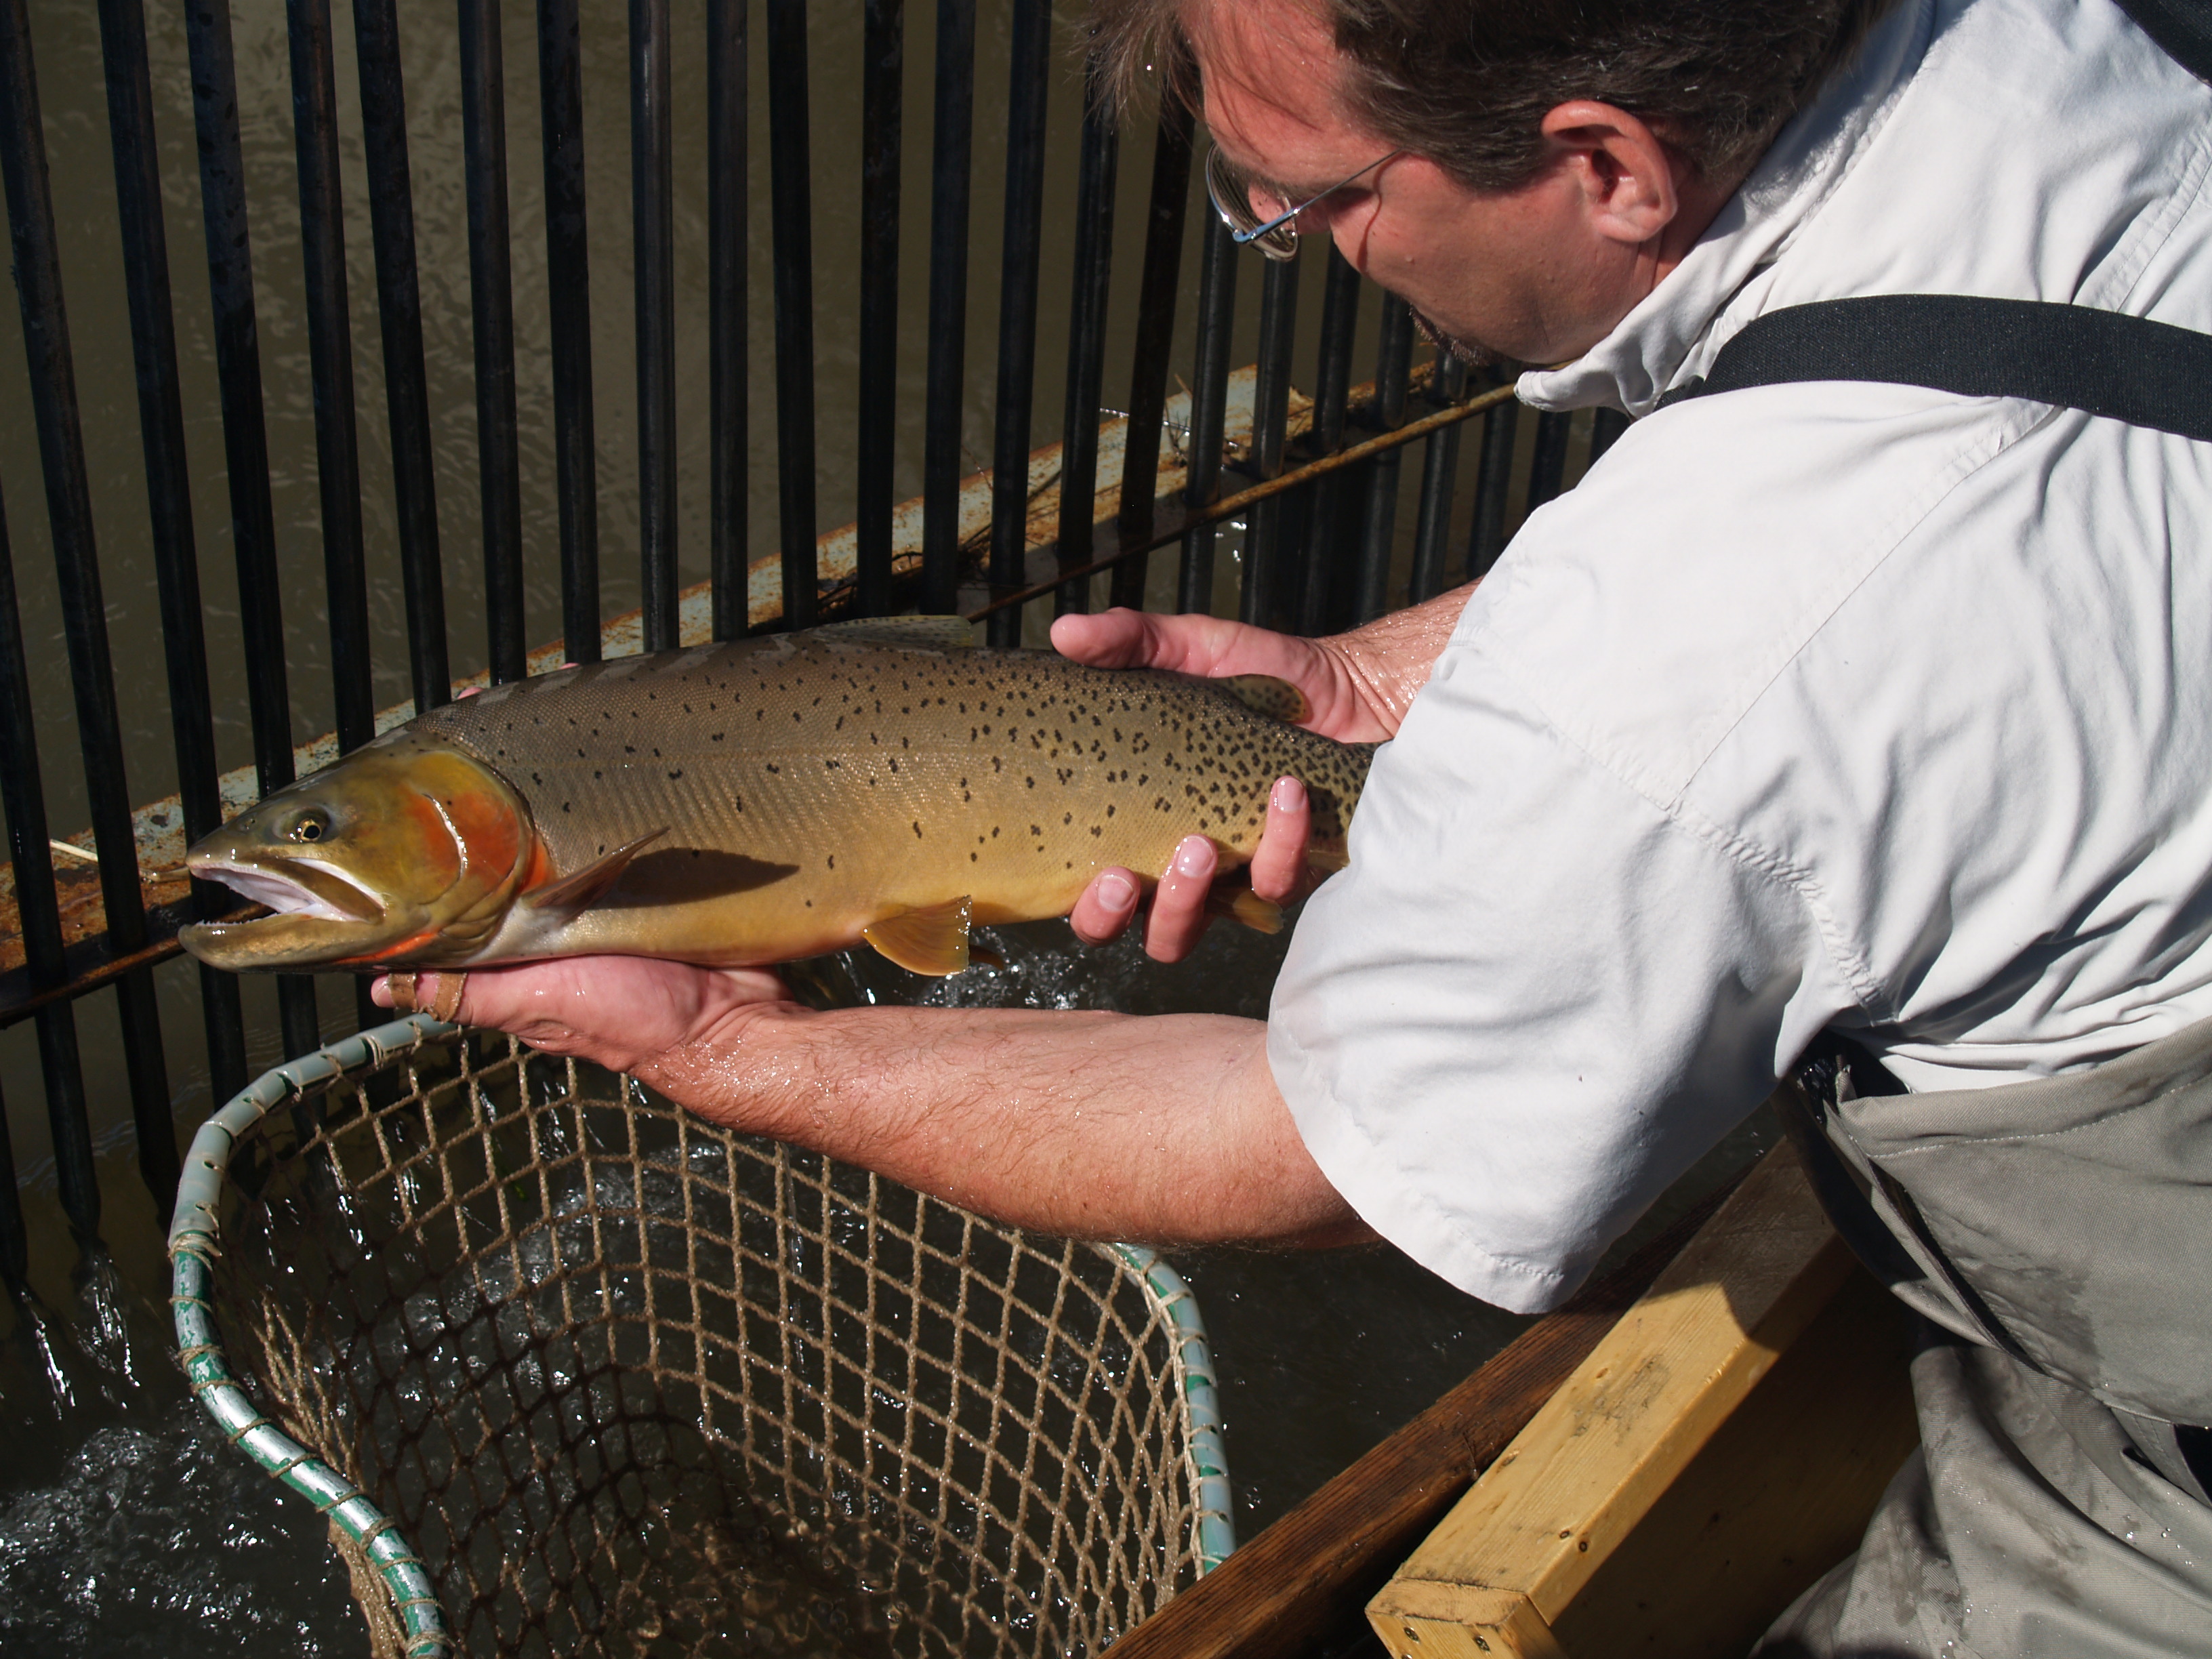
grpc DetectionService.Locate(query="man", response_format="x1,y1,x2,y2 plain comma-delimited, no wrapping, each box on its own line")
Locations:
380,0,2212,1650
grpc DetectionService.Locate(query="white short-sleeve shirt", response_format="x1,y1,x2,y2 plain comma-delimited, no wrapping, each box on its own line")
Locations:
1269,0,2212,1313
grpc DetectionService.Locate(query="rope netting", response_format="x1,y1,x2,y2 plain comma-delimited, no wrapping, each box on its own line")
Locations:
169,1016,1231,1658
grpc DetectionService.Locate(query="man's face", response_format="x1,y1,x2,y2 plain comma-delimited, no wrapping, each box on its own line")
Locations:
1191,0,1670,366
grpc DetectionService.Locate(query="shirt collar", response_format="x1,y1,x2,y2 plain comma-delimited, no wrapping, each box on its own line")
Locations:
1518,0,1938,418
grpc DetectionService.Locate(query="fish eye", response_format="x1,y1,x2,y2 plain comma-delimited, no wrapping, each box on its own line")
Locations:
285,808,332,844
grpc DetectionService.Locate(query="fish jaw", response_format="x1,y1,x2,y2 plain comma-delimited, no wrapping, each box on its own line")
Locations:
179,856,414,970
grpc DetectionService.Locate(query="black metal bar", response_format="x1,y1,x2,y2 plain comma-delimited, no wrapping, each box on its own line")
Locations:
1408,356,1469,602
705,0,743,640
920,0,975,616
460,0,525,682
1465,393,1519,580
985,0,1050,647
1294,247,1361,634
631,0,678,649
1239,256,1299,628
1527,408,1573,512
1590,406,1630,464
354,0,450,712
182,0,293,795
287,0,373,754
1053,71,1118,618
0,0,176,1216
766,0,819,632
96,0,245,1103
537,0,600,660
1109,102,1191,611
1353,293,1414,622
0,481,95,1237
1179,213,1236,614
855,0,903,618
182,0,317,1061
0,1078,22,1284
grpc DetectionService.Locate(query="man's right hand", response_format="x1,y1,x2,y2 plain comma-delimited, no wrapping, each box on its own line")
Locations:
1051,586,1476,960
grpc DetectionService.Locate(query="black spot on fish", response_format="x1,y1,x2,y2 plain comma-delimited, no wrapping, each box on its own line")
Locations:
827,855,835,869
912,821,923,838
668,770,683,781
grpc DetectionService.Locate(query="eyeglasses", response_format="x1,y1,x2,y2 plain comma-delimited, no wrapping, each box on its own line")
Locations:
1204,143,1404,260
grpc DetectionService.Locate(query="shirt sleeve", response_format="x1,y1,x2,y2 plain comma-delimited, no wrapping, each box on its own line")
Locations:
1267,639,1859,1313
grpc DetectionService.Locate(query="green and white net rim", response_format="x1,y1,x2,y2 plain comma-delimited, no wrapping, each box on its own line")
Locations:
169,1014,1232,1657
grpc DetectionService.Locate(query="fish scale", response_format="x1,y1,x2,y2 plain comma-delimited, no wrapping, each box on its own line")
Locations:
179,619,1376,977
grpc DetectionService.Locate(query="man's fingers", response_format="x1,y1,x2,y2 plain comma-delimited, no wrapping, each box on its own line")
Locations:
1144,836,1216,963
1069,867,1143,945
1249,777,1313,903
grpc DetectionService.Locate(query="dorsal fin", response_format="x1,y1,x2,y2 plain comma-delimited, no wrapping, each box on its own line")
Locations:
523,827,668,916
862,895,975,975
1216,674,1310,724
808,616,975,650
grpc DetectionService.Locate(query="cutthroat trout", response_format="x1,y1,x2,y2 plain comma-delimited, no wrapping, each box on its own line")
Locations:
179,619,1374,977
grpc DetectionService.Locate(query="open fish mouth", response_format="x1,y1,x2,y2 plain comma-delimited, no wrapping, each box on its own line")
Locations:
188,858,386,924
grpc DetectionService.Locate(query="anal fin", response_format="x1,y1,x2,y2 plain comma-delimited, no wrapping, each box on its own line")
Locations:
523,827,668,917
1206,881,1284,935
863,896,975,975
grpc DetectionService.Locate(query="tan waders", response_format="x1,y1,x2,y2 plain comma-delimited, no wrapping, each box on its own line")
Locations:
1753,1019,2212,1656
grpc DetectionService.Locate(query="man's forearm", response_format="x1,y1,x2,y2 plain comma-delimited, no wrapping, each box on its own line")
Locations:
633,1002,1373,1247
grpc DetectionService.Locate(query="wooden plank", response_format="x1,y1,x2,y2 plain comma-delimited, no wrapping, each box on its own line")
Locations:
1547,1266,1915,1659
1109,1177,1744,1659
1367,1143,1895,1659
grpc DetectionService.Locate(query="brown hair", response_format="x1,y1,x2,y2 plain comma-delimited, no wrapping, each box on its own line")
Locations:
1088,0,1899,190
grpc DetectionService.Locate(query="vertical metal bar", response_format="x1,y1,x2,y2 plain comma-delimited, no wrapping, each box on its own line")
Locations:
1590,406,1629,464
287,0,373,753
0,485,95,1237
96,0,246,1103
460,0,525,682
0,1078,23,1285
1353,293,1414,622
0,0,176,1216
1052,72,1117,618
1179,213,1235,615
855,0,903,618
985,0,1049,647
1465,394,1519,581
1237,257,1298,628
182,0,317,1061
1407,356,1469,602
1293,247,1360,634
355,0,450,712
538,0,600,659
920,0,975,616
1109,101,1191,611
704,0,743,640
631,0,678,649
1527,409,1573,513
766,0,819,632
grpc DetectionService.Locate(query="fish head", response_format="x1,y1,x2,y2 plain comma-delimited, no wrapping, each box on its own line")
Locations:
180,735,539,971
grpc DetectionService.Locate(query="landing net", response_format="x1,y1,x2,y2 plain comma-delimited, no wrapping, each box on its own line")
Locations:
169,1015,1231,1658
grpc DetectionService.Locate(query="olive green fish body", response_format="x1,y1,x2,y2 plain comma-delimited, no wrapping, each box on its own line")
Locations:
180,621,1374,975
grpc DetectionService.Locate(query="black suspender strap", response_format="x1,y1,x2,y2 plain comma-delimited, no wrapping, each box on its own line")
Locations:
2119,0,2212,82
1656,294,2212,441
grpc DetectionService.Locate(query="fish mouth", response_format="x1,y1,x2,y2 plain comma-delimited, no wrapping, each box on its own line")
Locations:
179,858,400,971
188,857,386,923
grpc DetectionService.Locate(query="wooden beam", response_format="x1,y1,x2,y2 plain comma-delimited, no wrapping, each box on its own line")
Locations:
1367,1142,1914,1659
1109,1176,1744,1659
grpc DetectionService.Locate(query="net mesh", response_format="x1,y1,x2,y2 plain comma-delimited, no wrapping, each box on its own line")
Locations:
197,1026,1211,1658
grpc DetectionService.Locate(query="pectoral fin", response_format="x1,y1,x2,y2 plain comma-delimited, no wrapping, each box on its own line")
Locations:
1217,674,1311,724
523,827,668,916
863,896,975,975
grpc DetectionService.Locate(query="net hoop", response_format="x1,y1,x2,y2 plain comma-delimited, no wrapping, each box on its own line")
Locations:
167,1012,1233,1652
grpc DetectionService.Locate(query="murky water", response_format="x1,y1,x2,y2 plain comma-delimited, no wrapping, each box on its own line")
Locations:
0,0,1642,1649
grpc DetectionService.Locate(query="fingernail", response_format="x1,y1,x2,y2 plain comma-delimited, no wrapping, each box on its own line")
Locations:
1271,775,1307,811
1174,836,1214,878
1098,869,1137,909
369,975,392,1008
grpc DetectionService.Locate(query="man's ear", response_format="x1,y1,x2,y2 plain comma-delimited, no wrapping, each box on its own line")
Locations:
1538,100,1682,247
